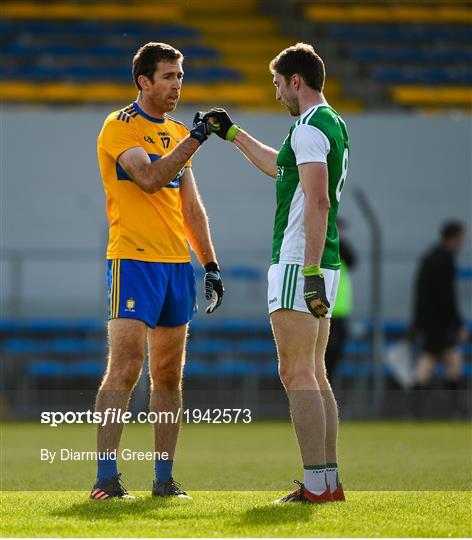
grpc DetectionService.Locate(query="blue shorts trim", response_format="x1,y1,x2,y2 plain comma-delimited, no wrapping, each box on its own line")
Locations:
107,260,197,327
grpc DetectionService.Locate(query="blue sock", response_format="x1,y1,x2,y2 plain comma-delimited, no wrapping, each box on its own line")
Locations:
155,459,173,482
97,457,118,481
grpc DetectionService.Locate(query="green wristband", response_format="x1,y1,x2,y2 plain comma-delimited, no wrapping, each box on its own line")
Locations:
226,124,240,142
301,264,324,278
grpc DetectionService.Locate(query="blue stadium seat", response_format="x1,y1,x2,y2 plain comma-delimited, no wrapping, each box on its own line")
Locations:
28,359,104,377
351,47,472,63
238,340,276,354
3,20,199,39
327,24,472,43
25,357,472,379
3,338,105,354
0,319,103,333
372,67,472,84
1,317,470,382
0,64,242,83
187,340,234,354
190,319,271,333
0,18,238,86
1,43,221,61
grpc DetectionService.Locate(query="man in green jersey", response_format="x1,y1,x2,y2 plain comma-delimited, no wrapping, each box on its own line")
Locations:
204,43,349,504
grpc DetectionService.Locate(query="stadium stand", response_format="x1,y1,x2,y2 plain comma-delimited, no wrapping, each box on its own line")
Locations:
0,0,361,111
273,0,472,110
2,318,470,382
1,1,471,109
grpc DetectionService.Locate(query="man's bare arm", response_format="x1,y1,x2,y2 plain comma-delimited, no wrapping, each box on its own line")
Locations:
117,136,200,194
232,130,278,178
298,162,330,266
204,108,277,178
179,168,217,266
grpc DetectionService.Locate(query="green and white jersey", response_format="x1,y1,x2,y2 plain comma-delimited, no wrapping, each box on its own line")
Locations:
272,104,350,270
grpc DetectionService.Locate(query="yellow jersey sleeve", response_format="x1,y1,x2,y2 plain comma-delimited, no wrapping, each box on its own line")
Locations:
100,116,141,161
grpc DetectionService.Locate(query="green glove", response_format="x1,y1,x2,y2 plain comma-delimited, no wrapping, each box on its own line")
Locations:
302,264,330,318
203,108,239,141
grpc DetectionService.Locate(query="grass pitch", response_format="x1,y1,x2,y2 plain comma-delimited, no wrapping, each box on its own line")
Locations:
2,490,470,538
1,421,471,537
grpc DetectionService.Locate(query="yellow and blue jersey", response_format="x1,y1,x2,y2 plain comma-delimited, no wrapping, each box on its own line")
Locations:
97,101,192,263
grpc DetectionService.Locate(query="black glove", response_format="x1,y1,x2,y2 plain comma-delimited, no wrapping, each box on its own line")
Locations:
189,112,212,144
204,262,224,314
202,108,239,141
302,264,330,318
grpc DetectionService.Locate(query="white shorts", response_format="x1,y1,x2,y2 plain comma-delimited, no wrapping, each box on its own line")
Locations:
267,263,340,318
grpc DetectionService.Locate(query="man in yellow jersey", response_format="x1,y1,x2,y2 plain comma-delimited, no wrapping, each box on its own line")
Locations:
91,42,223,500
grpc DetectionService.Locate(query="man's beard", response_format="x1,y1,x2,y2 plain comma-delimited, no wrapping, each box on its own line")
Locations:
286,96,300,116
152,95,178,113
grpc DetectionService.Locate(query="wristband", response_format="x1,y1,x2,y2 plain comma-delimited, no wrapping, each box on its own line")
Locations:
226,125,240,142
204,262,220,273
301,264,324,278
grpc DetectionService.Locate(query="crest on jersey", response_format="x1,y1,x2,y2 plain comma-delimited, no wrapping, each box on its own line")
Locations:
125,298,136,311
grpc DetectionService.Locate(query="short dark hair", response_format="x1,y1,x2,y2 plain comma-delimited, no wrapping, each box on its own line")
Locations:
132,42,183,90
269,42,325,92
441,220,464,241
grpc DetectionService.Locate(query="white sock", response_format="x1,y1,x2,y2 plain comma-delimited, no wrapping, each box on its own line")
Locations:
326,463,340,491
303,466,327,495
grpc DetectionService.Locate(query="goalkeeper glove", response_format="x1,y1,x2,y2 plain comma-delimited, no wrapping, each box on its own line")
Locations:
302,264,330,318
203,108,240,141
190,112,212,144
204,262,224,314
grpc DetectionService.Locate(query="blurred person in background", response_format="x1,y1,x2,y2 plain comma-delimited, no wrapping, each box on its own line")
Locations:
411,220,468,417
204,43,348,504
325,218,357,382
92,42,223,500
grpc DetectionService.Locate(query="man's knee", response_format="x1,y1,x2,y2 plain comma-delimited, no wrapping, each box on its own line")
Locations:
101,365,142,390
150,362,183,390
101,349,144,391
279,359,316,390
101,319,146,391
